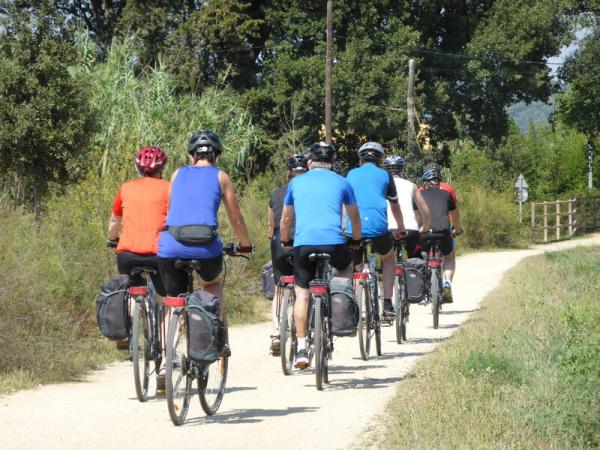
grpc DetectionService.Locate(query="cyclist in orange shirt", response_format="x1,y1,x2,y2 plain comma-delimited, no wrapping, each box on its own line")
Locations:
107,146,169,390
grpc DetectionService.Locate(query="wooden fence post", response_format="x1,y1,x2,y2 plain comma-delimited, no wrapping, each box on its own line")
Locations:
531,202,536,242
556,202,561,240
568,199,573,236
543,201,548,242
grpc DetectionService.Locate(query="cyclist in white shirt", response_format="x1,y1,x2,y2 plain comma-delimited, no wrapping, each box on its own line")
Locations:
383,155,431,260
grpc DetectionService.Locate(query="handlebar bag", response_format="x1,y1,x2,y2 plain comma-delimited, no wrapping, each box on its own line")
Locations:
96,274,130,340
187,289,225,365
330,277,359,337
405,258,428,303
166,224,217,245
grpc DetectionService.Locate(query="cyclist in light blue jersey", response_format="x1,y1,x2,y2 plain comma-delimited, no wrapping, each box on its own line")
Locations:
346,142,406,317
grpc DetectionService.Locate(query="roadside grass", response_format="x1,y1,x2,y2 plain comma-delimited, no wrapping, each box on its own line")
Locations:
363,246,600,449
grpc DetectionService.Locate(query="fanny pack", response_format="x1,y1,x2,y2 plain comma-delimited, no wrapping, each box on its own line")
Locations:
165,224,218,245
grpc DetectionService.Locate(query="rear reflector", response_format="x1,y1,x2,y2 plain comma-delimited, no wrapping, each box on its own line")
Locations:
353,273,368,280
164,296,186,307
279,275,296,285
128,286,148,296
310,285,328,295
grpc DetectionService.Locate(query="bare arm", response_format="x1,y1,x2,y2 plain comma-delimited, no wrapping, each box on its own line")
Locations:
167,168,180,210
107,214,122,241
267,206,275,239
280,204,294,243
449,207,462,234
219,171,252,248
389,202,406,235
413,187,431,232
345,203,362,241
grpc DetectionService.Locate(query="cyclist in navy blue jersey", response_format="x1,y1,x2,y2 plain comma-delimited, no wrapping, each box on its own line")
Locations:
280,142,362,368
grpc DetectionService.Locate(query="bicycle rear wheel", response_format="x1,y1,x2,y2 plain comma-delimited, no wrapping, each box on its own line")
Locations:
166,309,192,426
314,296,326,391
356,281,371,360
198,321,228,415
279,288,296,376
393,277,403,344
431,270,440,329
371,274,382,356
132,300,150,402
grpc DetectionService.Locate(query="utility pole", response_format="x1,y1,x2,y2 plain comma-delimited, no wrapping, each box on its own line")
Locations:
588,138,594,190
406,58,418,159
325,0,333,145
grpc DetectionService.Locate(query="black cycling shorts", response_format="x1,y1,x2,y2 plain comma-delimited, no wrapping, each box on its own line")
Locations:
116,252,167,297
393,229,420,259
270,231,293,284
158,256,223,297
293,244,353,289
351,231,394,265
420,231,454,256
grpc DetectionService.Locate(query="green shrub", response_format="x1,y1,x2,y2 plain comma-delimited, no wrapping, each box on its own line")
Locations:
454,184,528,249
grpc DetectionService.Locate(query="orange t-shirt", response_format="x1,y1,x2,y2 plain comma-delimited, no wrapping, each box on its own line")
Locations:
112,177,169,254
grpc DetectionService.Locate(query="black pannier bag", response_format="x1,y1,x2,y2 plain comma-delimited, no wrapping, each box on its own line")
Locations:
96,274,130,340
405,258,428,303
261,261,275,300
330,277,359,337
187,289,226,364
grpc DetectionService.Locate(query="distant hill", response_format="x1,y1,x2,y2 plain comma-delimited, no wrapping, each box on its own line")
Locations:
506,96,556,133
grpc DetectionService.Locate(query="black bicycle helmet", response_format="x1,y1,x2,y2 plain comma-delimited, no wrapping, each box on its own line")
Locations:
187,130,223,156
287,153,308,172
383,155,406,174
358,141,385,161
306,141,336,163
421,162,442,182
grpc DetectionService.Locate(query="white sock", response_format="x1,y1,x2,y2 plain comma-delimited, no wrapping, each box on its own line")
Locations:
297,338,306,351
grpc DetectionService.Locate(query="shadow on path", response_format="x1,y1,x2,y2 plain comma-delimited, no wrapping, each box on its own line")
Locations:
442,309,476,315
324,376,404,391
186,406,319,425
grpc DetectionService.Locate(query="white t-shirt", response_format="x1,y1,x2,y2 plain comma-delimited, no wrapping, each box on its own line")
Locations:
387,176,419,230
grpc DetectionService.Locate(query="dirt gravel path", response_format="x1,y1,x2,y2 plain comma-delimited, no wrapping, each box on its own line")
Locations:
1,235,599,450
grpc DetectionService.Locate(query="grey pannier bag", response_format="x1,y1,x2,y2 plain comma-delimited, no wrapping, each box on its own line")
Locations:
96,274,130,340
261,260,275,300
187,289,226,365
405,258,428,303
330,276,359,337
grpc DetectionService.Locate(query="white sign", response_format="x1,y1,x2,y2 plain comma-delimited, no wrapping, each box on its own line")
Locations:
515,174,528,203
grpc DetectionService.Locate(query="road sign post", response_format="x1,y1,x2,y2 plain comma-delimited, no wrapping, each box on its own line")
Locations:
515,174,529,223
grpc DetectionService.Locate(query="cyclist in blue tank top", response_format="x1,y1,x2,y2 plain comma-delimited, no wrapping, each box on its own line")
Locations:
346,142,406,318
158,131,253,357
280,142,362,368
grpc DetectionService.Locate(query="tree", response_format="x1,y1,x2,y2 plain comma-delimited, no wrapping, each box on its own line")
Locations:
0,1,96,214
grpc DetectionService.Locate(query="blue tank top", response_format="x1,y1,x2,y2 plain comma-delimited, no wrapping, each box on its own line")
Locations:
158,165,223,259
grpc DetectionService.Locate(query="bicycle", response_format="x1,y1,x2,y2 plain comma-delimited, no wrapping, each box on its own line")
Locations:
277,273,299,375
354,240,382,361
106,240,165,402
423,232,446,330
163,243,249,425
308,252,334,391
392,238,409,343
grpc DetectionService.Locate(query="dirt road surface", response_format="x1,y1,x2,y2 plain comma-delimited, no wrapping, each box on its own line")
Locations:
1,236,599,450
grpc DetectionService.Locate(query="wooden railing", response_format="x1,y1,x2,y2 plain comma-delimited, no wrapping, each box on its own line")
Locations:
530,196,600,242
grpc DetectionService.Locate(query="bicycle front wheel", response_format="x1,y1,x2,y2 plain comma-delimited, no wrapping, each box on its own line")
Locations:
132,300,150,402
198,320,228,415
279,288,296,376
431,270,440,329
166,309,192,426
314,296,326,391
356,281,371,361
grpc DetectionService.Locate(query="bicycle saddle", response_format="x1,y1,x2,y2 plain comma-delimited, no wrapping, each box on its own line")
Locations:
174,259,202,272
130,266,157,276
424,231,448,242
308,253,331,263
